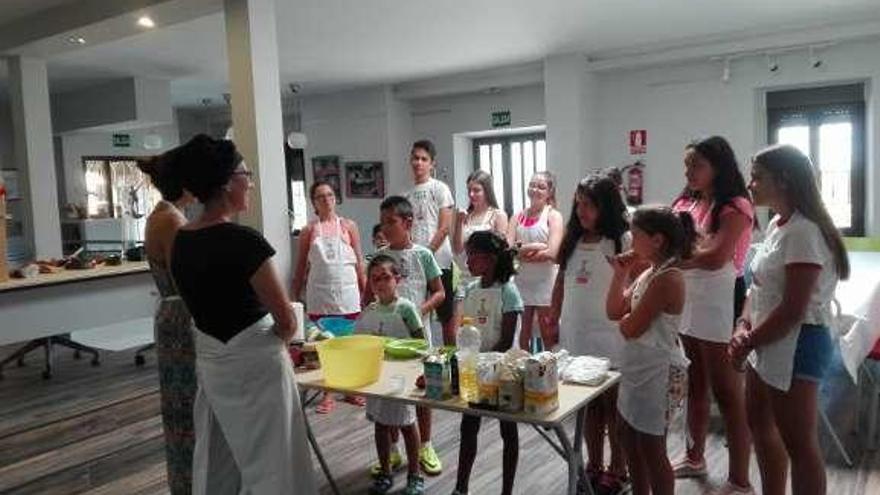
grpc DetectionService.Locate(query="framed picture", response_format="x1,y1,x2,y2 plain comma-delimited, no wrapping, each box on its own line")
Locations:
311,155,342,204
345,161,385,198
1,169,21,200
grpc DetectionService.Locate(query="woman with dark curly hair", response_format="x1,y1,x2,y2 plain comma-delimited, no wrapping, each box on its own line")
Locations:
168,134,316,494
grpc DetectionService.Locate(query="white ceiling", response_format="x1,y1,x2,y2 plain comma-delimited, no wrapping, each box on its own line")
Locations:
8,0,880,107
0,0,80,25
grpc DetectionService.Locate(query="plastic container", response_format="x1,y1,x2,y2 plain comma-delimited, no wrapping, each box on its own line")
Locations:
317,316,357,337
316,335,384,388
456,317,481,403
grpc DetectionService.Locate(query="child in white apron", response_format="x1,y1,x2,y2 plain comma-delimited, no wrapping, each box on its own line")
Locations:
671,137,754,493
356,255,426,495
452,231,523,495
507,172,564,351
606,206,693,495
551,175,631,493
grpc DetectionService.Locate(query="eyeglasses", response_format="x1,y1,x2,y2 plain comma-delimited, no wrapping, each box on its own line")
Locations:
232,170,253,178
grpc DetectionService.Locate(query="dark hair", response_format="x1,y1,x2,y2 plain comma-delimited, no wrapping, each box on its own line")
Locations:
309,181,336,201
372,223,383,238
466,231,517,284
367,253,400,276
172,134,243,203
632,206,696,261
465,169,499,211
380,195,414,220
138,153,184,201
530,171,557,207
558,174,629,270
677,136,751,233
752,144,850,279
411,139,436,161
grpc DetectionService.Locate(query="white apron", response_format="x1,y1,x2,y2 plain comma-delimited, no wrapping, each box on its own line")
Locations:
382,247,437,348
514,206,558,306
305,217,360,316
462,284,504,351
679,200,736,342
679,264,736,342
192,316,317,495
618,265,689,436
560,240,624,366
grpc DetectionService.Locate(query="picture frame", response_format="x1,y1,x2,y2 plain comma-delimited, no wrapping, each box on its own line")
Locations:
311,155,342,204
345,161,385,198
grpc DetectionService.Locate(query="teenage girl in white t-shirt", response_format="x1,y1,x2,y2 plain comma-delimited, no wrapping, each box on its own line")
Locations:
550,174,631,494
729,144,849,495
507,171,564,350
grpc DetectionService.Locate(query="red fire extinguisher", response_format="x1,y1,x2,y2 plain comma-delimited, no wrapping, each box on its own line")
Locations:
624,161,645,206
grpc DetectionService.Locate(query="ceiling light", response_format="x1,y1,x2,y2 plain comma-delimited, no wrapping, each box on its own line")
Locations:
67,36,86,45
137,16,156,28
721,58,731,83
766,54,779,73
809,46,823,69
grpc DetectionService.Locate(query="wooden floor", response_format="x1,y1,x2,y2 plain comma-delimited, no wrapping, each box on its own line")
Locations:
1,343,878,495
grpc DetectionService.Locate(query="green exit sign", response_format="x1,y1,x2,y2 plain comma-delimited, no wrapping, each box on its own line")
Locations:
113,133,131,147
491,110,511,128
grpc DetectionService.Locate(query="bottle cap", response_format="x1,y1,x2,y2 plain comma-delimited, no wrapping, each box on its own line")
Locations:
460,317,474,326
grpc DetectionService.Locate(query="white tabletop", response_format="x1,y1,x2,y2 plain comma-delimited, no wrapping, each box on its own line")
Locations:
296,359,620,427
837,252,880,381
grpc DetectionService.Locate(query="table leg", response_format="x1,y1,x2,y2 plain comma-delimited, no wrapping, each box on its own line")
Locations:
532,424,566,457
300,390,341,495
553,407,589,495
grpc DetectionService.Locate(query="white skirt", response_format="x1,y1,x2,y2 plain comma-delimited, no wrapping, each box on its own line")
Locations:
679,265,736,343
366,397,416,426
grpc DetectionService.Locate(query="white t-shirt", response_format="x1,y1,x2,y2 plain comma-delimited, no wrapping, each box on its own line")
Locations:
749,212,838,328
406,178,455,268
747,212,840,391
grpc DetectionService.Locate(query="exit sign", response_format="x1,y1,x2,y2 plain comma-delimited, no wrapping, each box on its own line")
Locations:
491,110,511,128
113,133,131,148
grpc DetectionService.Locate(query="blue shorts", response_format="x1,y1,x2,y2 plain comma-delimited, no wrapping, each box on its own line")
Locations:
792,324,833,383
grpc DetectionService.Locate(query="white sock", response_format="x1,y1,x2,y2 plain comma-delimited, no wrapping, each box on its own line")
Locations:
421,441,432,450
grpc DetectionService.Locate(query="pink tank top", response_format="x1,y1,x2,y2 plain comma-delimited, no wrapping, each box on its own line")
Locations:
673,196,753,277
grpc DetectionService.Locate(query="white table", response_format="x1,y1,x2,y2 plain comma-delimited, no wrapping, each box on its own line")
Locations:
836,252,880,381
296,359,620,495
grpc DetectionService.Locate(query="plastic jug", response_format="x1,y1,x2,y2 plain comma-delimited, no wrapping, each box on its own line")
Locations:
456,317,481,402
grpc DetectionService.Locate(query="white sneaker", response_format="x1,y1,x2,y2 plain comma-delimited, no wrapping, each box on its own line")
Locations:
715,481,755,495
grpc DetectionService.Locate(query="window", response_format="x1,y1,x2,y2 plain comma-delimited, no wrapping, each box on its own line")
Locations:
285,145,308,233
767,84,866,235
82,157,161,219
472,132,546,216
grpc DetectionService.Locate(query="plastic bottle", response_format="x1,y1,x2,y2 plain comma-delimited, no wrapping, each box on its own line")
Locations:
456,317,481,403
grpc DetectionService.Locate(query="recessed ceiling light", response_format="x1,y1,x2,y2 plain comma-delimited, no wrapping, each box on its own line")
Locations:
67,36,86,45
137,16,155,28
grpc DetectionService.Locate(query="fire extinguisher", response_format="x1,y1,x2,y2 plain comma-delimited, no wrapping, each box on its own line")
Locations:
624,161,645,206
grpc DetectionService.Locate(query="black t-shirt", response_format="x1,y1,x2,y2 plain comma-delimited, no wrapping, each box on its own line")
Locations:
171,223,276,343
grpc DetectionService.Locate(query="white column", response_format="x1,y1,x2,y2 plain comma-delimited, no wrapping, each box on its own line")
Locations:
7,56,62,259
223,0,291,277
543,53,599,205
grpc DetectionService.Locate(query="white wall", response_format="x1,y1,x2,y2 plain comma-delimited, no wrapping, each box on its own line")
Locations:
409,84,546,201
59,124,181,209
300,87,405,250
595,38,880,234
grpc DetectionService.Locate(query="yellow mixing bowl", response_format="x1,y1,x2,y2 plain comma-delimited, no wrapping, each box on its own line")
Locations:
316,335,384,389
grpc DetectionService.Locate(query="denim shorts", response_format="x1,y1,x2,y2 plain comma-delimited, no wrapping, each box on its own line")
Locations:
792,324,834,383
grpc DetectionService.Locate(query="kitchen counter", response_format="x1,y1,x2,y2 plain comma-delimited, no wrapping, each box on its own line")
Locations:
0,261,150,293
